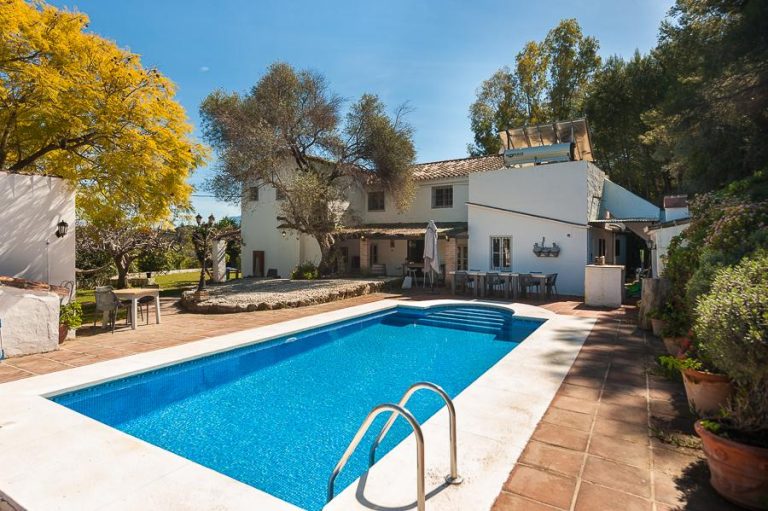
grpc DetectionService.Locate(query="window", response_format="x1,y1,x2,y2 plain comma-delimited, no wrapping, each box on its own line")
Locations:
249,186,259,201
598,238,606,257
367,191,385,211
490,236,512,270
457,245,468,271
431,185,453,208
615,238,621,257
275,187,286,200
370,243,379,265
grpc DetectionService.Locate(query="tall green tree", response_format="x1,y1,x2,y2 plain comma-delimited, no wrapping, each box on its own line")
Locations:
468,19,600,155
644,0,768,193
201,62,416,274
585,53,671,202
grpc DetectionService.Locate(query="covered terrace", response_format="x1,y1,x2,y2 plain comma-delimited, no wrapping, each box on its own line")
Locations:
335,222,468,281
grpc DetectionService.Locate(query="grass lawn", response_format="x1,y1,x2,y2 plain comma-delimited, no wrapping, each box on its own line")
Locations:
76,271,205,325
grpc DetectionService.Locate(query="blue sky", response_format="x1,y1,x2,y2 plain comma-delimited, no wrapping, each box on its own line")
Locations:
51,0,673,219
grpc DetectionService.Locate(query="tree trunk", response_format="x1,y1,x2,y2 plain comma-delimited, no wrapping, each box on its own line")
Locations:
114,256,130,289
315,232,337,276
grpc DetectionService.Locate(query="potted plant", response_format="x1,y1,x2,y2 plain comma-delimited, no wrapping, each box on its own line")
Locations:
658,350,731,417
693,254,768,510
647,307,667,337
59,302,83,343
660,304,691,355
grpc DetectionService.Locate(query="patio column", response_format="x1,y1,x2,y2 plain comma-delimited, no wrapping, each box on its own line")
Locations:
359,237,370,273
445,237,457,286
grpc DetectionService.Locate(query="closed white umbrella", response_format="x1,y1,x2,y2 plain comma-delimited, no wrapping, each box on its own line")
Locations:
423,220,439,288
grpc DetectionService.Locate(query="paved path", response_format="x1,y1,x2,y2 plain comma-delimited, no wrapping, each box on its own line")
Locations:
0,291,738,510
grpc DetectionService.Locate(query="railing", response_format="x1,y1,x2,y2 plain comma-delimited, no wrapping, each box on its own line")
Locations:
326,382,462,510
369,382,462,485
327,404,425,510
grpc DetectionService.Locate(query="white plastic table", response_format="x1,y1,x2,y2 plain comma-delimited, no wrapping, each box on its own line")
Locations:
107,288,161,330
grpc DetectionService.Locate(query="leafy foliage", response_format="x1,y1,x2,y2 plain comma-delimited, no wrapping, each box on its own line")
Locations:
201,62,415,273
291,261,320,280
468,19,600,155
694,253,768,438
0,0,206,222
59,302,83,329
77,222,180,288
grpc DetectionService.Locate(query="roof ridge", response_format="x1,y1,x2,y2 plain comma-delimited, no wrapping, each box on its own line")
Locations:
412,154,501,167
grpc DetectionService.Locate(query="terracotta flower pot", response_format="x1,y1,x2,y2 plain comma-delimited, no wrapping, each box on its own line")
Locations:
662,336,687,355
681,368,732,416
695,420,768,510
650,318,667,337
58,324,68,344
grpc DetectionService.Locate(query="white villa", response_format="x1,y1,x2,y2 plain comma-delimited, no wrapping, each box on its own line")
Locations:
240,120,683,296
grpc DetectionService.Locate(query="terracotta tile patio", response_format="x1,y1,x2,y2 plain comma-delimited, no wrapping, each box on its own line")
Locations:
0,290,741,510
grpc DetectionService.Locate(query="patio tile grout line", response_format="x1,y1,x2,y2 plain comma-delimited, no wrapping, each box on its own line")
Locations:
567,317,617,511
642,325,659,511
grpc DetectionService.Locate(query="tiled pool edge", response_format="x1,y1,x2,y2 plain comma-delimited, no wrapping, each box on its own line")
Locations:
0,300,593,510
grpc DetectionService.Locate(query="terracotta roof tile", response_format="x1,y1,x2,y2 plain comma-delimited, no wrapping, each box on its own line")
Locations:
411,155,504,181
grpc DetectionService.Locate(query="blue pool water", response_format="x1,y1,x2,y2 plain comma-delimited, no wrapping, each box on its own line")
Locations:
52,305,543,510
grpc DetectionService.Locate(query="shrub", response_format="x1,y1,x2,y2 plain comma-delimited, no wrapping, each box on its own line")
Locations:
291,261,320,280
694,252,768,439
60,302,83,330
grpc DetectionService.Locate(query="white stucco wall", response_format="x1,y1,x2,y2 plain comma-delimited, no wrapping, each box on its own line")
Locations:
0,172,76,288
600,179,660,220
348,177,470,225
467,205,589,295
649,223,689,277
466,161,601,296
469,161,596,224
0,286,59,357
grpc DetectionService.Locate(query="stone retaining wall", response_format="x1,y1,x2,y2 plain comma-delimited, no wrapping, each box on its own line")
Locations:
180,278,399,314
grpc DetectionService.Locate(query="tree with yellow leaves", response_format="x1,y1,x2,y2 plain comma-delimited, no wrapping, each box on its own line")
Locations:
0,0,207,225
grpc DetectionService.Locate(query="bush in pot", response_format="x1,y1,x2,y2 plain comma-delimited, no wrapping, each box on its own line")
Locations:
59,302,83,343
693,253,768,510
646,307,667,337
660,304,691,355
659,346,732,417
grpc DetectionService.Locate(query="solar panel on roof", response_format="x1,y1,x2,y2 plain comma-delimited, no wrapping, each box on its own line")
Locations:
498,118,593,162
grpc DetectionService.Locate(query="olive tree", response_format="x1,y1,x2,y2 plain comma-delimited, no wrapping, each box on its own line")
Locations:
200,62,416,274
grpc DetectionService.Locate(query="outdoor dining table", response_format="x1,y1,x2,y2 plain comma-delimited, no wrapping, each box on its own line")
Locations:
108,287,161,330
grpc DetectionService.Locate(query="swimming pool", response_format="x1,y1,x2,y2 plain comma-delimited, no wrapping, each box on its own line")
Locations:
51,305,543,510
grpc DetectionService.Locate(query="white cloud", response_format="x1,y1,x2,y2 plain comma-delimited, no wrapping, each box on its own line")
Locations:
199,66,210,72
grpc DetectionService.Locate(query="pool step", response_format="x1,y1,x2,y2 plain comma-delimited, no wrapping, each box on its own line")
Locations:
416,318,503,336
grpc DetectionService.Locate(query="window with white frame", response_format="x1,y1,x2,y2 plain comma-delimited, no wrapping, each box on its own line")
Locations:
598,238,606,257
249,186,259,201
490,236,512,270
367,191,385,211
275,187,286,200
457,245,468,271
431,185,453,208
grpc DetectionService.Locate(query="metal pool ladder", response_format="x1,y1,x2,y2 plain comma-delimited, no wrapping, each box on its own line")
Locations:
326,382,462,511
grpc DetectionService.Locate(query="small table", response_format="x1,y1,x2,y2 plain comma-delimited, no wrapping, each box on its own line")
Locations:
108,288,161,330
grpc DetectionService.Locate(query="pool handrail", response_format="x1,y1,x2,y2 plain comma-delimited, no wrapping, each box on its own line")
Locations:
327,403,425,510
369,381,462,485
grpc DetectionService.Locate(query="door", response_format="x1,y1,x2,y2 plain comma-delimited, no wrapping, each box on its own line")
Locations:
252,251,264,277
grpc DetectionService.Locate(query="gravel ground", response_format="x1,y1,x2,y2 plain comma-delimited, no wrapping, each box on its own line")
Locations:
181,277,399,313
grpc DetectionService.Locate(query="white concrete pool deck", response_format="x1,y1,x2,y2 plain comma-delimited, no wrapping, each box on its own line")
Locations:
0,299,594,511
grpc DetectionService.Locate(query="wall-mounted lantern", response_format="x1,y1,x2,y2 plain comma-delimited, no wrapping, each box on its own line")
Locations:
55,220,69,238
281,230,287,239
